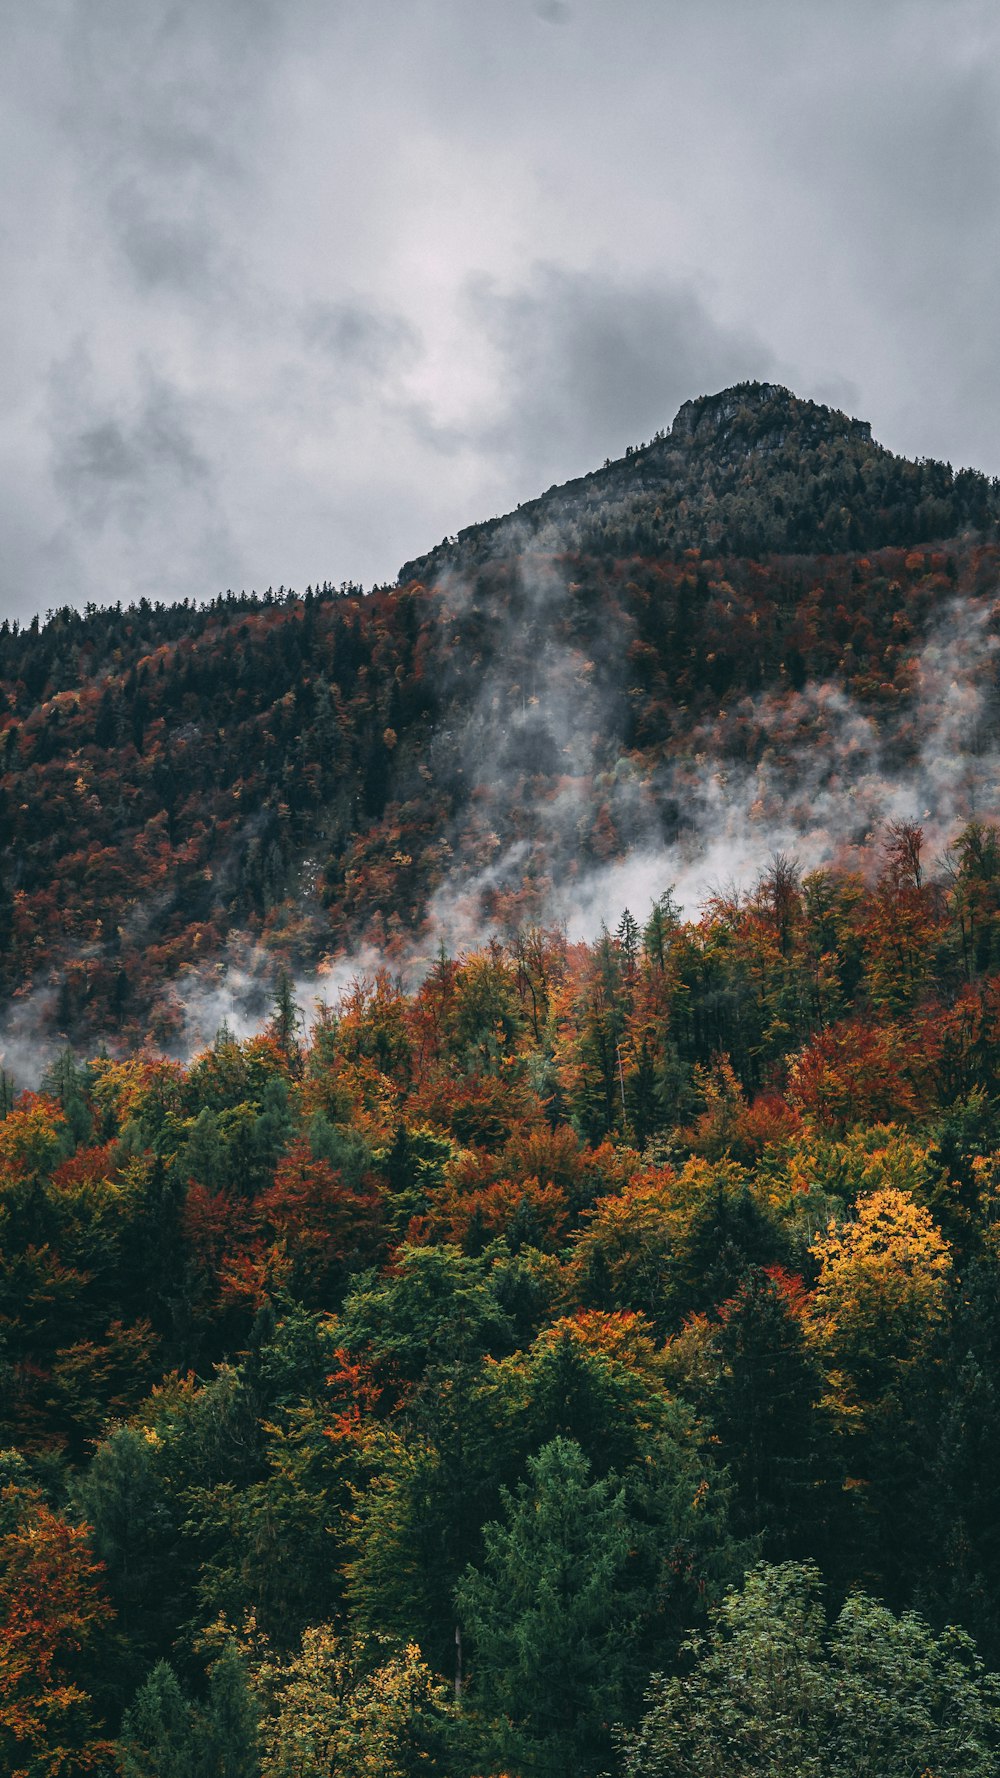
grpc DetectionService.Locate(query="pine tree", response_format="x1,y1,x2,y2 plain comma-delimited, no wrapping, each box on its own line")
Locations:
712,1268,829,1560
198,1642,260,1778
456,1437,638,1778
120,1662,196,1778
269,970,302,1063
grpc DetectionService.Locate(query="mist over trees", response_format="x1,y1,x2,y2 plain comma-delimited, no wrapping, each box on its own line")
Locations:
5,384,1000,1772
0,382,998,1058
3,856,1000,1770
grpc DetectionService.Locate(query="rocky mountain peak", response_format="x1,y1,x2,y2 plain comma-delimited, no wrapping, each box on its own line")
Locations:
399,382,989,585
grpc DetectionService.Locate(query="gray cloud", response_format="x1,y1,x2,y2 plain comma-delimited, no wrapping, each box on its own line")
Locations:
465,262,776,488
107,185,223,295
0,1,998,621
43,350,239,606
301,299,421,379
52,365,206,521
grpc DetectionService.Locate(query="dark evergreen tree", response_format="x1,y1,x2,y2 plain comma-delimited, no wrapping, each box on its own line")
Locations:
456,1438,638,1778
711,1267,829,1560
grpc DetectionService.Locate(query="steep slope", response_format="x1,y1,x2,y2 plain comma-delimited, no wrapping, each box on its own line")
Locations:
1,382,998,1057
400,381,997,579
9,387,1000,1775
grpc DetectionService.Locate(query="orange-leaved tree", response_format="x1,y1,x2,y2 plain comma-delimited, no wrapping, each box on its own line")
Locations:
0,1484,114,1777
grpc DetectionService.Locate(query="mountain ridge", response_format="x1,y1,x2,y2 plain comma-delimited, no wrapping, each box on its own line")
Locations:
2,381,1000,1057
8,384,1000,1776
400,380,996,584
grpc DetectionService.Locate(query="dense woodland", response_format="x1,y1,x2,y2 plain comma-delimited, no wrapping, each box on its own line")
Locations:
6,384,1000,1774
5,832,1000,1772
2,384,1000,1051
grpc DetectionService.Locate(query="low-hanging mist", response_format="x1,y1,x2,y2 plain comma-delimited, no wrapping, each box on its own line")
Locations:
1,380,999,1079
103,564,1000,1067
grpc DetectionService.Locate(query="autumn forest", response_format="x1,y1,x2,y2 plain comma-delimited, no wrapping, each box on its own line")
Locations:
5,385,1000,1775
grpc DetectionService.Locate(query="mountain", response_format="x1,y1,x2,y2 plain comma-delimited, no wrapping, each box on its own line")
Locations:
400,380,997,578
9,385,1000,1777
1,381,998,1056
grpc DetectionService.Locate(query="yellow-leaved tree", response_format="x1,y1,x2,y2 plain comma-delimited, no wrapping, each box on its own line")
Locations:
806,1187,952,1594
251,1623,456,1778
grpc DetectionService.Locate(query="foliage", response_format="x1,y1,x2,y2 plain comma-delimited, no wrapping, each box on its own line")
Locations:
250,1623,459,1778
456,1437,640,1778
7,394,1000,1768
619,1561,1000,1778
0,1484,114,1777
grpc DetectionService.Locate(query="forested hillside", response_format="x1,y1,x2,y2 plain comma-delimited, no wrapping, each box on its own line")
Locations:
5,383,1000,1775
7,862,1000,1773
1,383,998,1052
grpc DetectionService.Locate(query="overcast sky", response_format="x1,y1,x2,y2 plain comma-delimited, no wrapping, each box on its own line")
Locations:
2,0,998,622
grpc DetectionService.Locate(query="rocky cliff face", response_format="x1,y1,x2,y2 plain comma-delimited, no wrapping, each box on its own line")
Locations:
667,382,873,457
